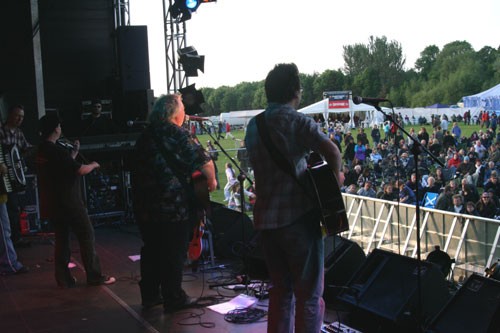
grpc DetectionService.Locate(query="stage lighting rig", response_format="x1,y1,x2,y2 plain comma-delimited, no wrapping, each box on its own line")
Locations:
169,0,217,22
178,46,205,77
179,84,205,115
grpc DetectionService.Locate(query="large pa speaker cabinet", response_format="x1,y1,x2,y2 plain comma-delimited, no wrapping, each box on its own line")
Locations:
117,26,151,91
337,249,450,331
209,202,255,259
426,274,500,333
324,236,366,302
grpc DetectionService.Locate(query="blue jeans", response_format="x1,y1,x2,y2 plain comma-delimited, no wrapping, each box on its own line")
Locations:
0,203,23,273
260,210,325,333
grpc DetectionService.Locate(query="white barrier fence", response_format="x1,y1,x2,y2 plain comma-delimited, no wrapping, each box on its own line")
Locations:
339,193,500,281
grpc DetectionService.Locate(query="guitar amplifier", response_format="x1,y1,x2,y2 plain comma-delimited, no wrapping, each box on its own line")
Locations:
0,144,27,194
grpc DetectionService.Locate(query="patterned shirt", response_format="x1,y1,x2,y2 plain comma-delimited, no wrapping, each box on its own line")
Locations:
0,125,32,151
245,103,331,230
131,121,210,224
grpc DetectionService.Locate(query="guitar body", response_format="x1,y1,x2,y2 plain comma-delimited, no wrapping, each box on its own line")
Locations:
307,153,349,236
188,170,211,261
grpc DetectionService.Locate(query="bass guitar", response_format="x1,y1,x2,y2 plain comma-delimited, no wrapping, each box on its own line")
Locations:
307,152,349,236
188,170,211,261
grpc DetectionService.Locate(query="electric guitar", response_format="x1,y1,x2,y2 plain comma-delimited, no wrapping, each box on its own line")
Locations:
188,170,211,261
307,152,349,236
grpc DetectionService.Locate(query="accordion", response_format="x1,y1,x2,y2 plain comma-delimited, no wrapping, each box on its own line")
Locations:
0,144,27,194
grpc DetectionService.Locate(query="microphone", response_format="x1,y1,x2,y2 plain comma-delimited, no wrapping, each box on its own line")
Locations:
127,120,150,127
352,96,388,106
187,115,209,122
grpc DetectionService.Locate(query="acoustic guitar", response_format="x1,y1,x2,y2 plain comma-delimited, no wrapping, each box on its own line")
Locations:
188,170,211,261
307,152,349,236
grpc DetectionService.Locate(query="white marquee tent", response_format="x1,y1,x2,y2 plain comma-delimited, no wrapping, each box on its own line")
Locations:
298,98,386,128
463,83,500,111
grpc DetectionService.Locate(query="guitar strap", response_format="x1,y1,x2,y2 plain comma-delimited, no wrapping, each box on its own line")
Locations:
255,112,311,197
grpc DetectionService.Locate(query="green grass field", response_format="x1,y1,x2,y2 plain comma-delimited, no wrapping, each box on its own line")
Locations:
198,122,485,205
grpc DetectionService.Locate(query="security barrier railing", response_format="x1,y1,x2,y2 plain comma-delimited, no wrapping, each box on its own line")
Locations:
339,193,500,281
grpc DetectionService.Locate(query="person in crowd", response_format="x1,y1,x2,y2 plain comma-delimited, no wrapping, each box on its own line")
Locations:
476,191,497,219
417,127,429,145
460,180,480,205
465,201,480,216
0,105,33,249
357,180,376,198
451,122,462,143
396,179,417,205
130,94,217,311
483,161,498,186
356,128,368,145
344,184,358,195
456,156,475,181
343,136,355,167
36,114,116,288
484,171,500,198
447,152,462,171
487,143,500,165
422,176,441,196
377,182,398,201
343,164,358,188
223,162,238,202
244,63,343,333
405,172,424,201
473,140,488,160
472,159,485,187
227,181,256,212
429,138,442,157
0,162,28,275
354,139,366,165
81,100,118,136
448,194,466,214
236,140,251,174
224,121,235,140
371,124,381,146
206,140,220,189
435,185,453,211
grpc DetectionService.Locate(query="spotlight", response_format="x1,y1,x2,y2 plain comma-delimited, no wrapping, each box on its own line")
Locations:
169,0,217,22
179,84,205,115
178,46,205,77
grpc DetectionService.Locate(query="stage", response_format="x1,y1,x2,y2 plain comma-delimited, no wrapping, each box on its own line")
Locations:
1,223,351,333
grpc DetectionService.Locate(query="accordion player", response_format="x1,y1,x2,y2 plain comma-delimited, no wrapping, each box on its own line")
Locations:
0,144,27,194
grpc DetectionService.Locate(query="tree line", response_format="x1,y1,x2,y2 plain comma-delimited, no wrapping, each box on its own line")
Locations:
199,36,500,115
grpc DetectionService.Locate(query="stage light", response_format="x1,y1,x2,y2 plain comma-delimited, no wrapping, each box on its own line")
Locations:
169,0,216,22
179,84,205,115
178,46,205,77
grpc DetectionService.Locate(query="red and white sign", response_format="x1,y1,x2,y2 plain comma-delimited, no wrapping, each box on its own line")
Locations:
328,98,349,109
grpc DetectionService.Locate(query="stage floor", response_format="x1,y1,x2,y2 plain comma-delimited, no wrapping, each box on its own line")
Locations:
1,224,352,333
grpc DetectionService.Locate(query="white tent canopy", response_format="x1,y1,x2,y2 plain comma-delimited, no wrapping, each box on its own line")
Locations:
463,83,500,111
298,98,386,128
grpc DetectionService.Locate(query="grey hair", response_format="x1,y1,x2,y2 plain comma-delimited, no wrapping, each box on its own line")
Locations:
148,94,182,125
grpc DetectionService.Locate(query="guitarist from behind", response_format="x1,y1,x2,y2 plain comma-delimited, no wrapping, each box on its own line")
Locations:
131,94,217,313
244,63,343,333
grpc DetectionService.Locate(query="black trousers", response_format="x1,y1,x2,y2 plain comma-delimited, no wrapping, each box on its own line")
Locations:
139,216,190,303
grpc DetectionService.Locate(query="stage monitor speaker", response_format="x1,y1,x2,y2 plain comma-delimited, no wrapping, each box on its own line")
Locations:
117,26,151,91
426,274,500,333
337,249,450,331
209,202,255,259
324,236,366,302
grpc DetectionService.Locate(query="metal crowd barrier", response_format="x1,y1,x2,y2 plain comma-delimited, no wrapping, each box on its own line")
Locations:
339,193,500,281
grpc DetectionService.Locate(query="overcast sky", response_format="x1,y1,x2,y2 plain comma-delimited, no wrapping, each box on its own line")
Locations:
130,0,500,96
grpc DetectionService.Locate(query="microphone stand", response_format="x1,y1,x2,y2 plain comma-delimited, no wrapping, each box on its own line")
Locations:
372,102,444,333
193,120,256,292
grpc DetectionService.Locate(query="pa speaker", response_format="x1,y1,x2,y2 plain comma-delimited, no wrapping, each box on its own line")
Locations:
117,26,151,91
337,249,450,331
426,274,500,333
209,202,255,259
324,236,366,302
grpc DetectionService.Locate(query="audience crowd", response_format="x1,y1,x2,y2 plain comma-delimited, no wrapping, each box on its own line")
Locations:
332,111,500,220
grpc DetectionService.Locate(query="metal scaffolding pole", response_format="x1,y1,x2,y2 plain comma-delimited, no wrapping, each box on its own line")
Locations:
163,0,188,94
